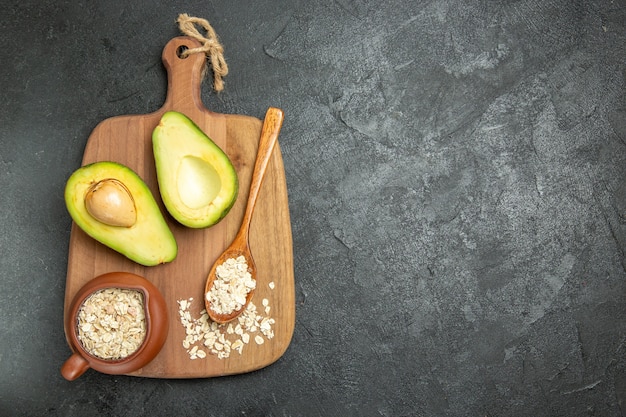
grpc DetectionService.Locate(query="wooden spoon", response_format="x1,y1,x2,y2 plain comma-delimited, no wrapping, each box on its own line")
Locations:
204,107,285,323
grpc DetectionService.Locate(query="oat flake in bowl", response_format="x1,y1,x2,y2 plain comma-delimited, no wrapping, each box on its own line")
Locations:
77,288,147,360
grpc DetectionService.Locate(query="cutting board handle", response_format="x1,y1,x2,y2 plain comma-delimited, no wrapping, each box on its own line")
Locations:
161,36,209,112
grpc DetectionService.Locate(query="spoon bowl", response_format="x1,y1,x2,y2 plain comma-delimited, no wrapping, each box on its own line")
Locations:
204,243,256,323
204,107,284,323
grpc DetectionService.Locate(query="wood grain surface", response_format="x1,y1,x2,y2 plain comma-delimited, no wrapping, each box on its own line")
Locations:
63,37,295,378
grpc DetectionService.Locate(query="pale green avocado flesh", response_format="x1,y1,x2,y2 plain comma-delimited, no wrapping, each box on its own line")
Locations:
65,161,177,266
152,111,239,228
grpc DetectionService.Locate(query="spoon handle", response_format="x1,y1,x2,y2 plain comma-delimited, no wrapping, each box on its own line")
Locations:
235,107,285,243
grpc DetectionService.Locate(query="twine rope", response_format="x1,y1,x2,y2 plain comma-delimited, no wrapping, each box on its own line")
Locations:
177,13,229,92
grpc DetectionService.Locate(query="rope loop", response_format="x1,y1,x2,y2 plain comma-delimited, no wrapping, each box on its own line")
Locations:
177,13,229,92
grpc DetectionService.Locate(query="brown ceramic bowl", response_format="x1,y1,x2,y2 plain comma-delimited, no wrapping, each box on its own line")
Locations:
61,271,168,381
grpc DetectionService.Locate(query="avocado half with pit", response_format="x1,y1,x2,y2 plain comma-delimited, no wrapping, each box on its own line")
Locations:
65,161,178,266
152,111,238,228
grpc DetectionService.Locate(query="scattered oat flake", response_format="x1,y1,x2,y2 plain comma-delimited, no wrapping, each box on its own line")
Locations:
232,339,244,354
268,282,275,290
176,297,275,360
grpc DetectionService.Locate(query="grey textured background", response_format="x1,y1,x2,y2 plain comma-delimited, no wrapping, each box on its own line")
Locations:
1,0,625,416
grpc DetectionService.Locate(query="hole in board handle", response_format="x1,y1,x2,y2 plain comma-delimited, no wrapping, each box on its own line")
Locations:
176,45,189,59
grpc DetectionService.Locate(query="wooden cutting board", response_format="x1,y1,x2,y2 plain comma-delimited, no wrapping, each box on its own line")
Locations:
63,36,295,378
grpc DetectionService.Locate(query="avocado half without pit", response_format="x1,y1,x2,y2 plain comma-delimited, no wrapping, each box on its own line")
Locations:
65,161,178,266
152,111,238,229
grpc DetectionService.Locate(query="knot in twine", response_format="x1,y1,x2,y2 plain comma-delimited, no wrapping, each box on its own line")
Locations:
177,13,229,92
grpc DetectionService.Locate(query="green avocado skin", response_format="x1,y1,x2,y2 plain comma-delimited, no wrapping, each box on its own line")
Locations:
65,161,178,266
152,111,239,229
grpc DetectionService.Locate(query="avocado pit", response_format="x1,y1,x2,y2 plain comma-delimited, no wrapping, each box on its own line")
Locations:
85,178,137,227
